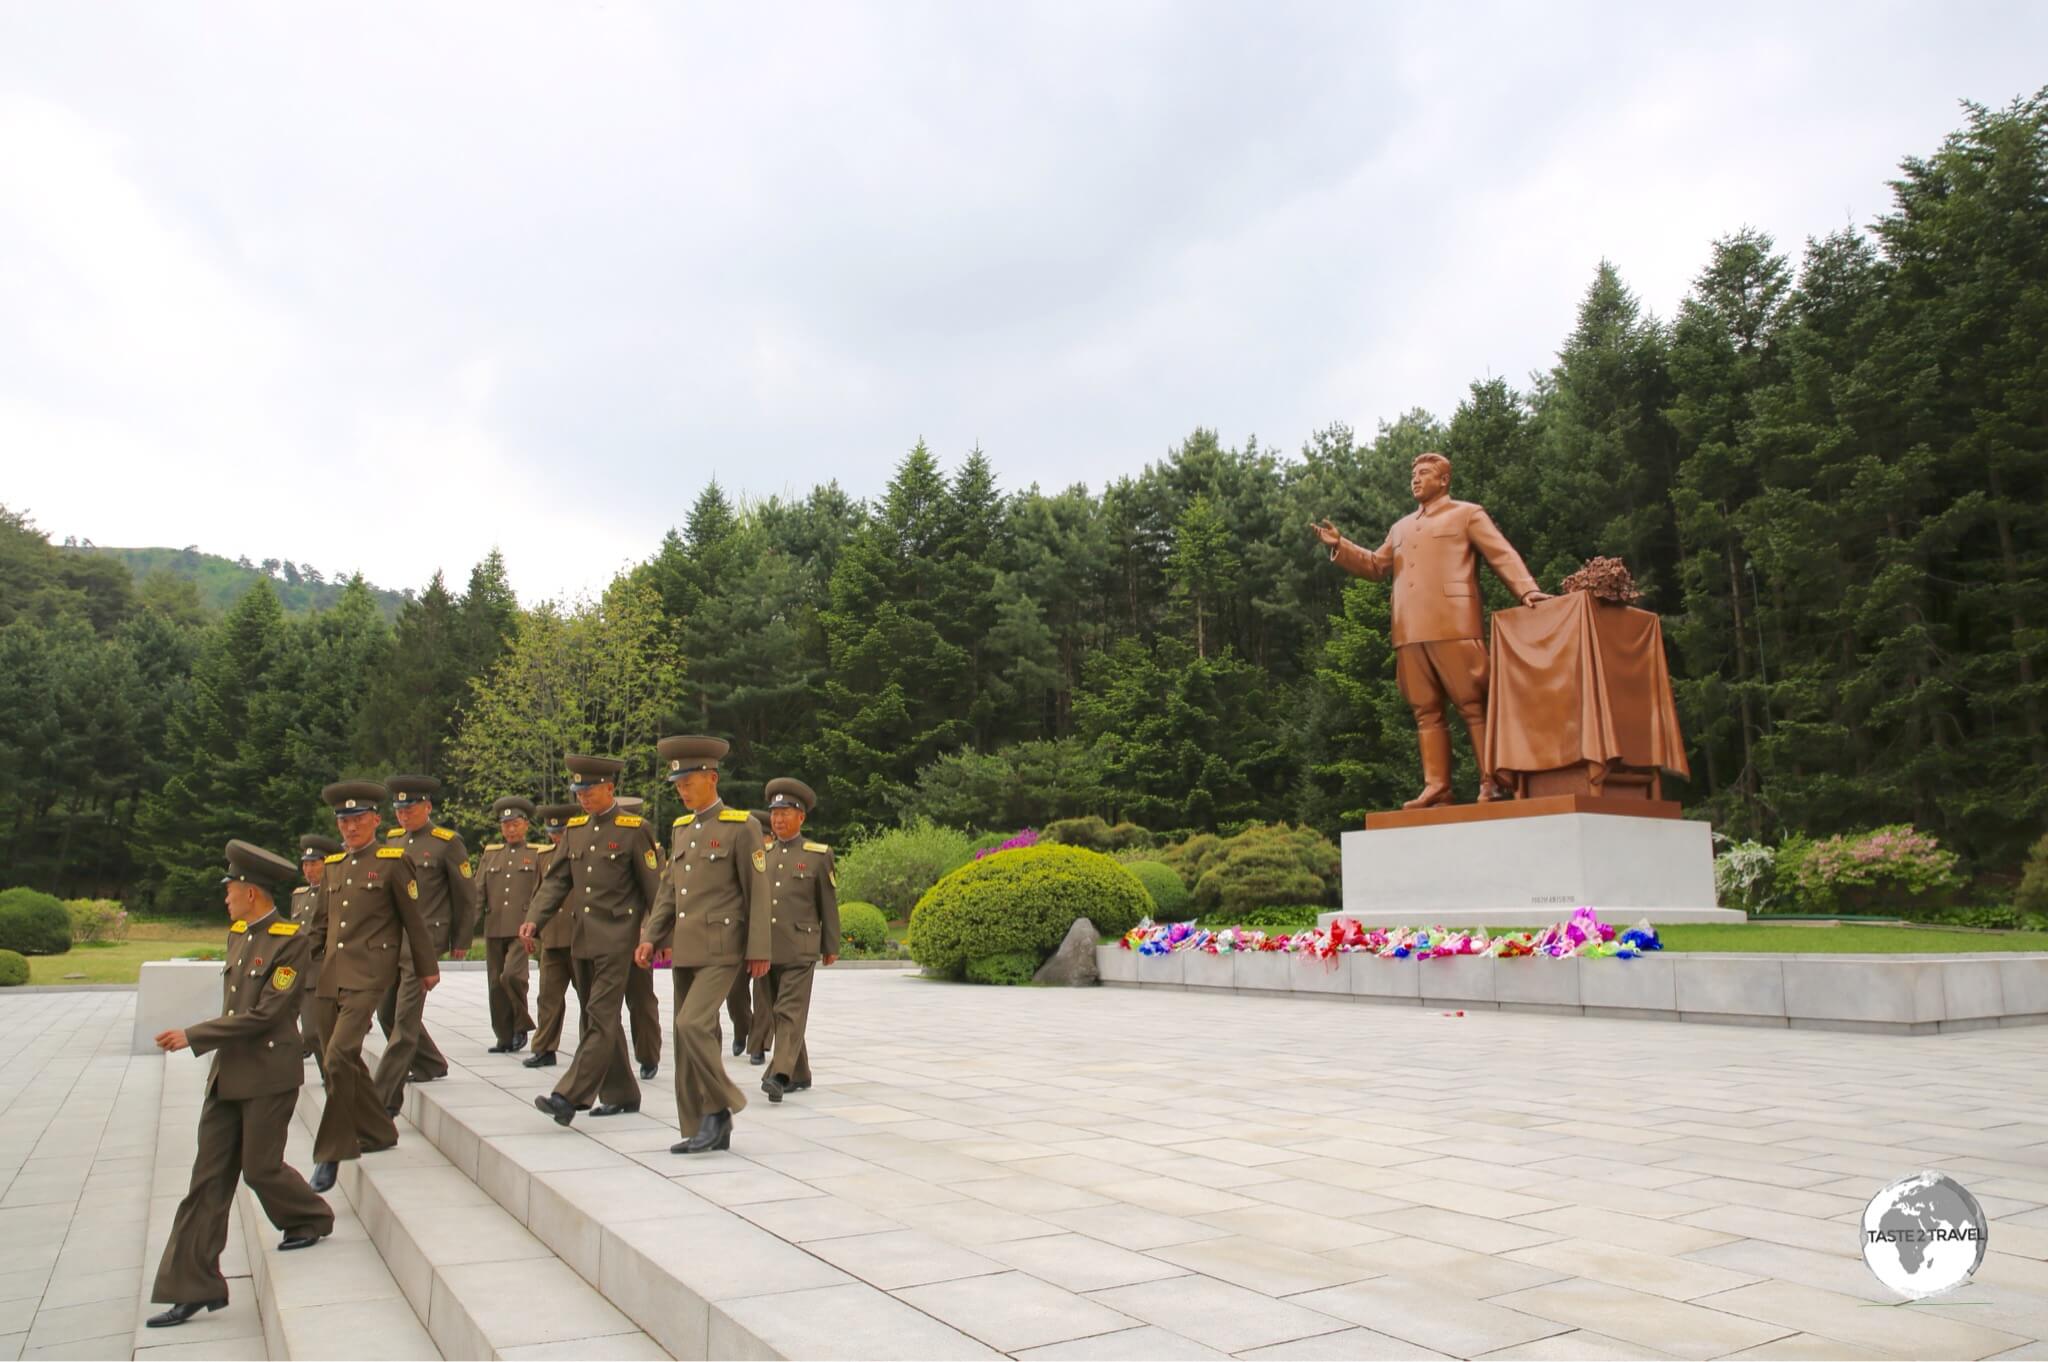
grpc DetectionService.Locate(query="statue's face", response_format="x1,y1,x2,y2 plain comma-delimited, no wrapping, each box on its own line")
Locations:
1411,460,1449,502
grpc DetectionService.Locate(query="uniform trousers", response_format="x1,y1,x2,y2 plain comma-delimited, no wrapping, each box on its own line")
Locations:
673,963,748,1131
298,963,327,1080
485,935,534,1045
555,952,639,1109
373,946,447,1108
313,988,398,1162
530,944,575,1053
763,963,816,1087
743,971,775,1057
724,969,755,1049
151,1088,332,1304
626,960,663,1068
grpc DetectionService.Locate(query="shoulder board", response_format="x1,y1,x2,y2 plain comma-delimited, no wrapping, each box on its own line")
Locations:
324,852,346,864
567,814,589,826
674,813,695,826
385,827,405,838
614,814,644,828
267,921,300,936
485,842,504,851
719,808,749,822
802,841,830,853
432,826,456,841
377,846,405,859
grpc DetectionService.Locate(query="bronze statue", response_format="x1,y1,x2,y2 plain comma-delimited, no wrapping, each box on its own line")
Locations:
1312,451,1549,808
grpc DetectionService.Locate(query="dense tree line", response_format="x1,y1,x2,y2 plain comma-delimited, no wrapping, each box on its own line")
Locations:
2,93,2040,909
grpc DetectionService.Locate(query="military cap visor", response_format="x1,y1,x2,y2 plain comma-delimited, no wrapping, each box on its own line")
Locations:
615,796,645,813
322,780,388,814
565,754,625,790
657,735,730,779
388,774,441,805
763,777,817,813
298,833,342,862
223,839,297,889
537,802,580,826
491,796,538,822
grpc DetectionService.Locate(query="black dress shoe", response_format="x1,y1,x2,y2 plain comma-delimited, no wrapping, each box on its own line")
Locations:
487,1041,512,1054
590,1102,639,1117
385,1103,401,1119
639,1061,657,1080
747,1051,766,1066
791,1079,811,1091
534,1093,576,1126
730,1034,744,1057
762,1074,787,1103
682,1109,733,1153
523,1050,556,1068
278,1229,327,1251
512,1031,529,1050
147,1299,227,1328
309,1162,337,1193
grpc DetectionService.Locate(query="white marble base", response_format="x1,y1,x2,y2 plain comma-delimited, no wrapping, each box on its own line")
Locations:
132,959,224,1054
1336,810,1742,927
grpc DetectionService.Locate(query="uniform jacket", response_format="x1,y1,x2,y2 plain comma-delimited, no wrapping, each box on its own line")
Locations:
186,910,312,1099
386,822,478,955
763,837,841,965
533,841,574,950
306,841,440,997
526,803,660,960
289,884,323,988
1331,498,1539,648
476,839,546,938
643,800,773,967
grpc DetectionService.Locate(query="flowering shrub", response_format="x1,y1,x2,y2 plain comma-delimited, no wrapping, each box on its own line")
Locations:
1712,839,1778,912
64,898,131,944
1782,825,1964,917
972,828,1039,861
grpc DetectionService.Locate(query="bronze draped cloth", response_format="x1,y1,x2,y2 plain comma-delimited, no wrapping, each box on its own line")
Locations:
1483,592,1690,788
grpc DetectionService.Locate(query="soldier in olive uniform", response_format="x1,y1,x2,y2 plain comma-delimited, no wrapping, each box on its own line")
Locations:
373,774,477,1113
477,797,541,1053
306,781,441,1191
291,835,341,1079
634,735,771,1154
520,755,659,1124
147,841,335,1328
523,802,581,1068
617,795,664,1080
755,779,841,1102
739,810,777,1064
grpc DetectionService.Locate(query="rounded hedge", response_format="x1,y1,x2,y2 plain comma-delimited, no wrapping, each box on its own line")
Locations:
964,950,1039,986
0,888,72,957
0,949,27,987
908,844,1151,981
1124,861,1190,919
838,901,890,953
837,820,975,919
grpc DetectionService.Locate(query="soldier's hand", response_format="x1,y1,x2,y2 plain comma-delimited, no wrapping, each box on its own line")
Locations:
155,1028,188,1052
451,948,468,961
633,943,653,970
523,935,538,955
422,972,441,994
823,954,838,967
1310,518,1342,548
518,922,537,944
747,958,770,979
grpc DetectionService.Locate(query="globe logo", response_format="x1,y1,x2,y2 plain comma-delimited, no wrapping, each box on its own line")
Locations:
1861,1171,1987,1299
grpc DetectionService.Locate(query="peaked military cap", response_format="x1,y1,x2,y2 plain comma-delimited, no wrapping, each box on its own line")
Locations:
388,774,441,806
615,795,645,813
223,839,297,889
491,796,537,822
322,780,387,815
537,802,579,827
566,754,625,790
298,834,343,863
657,735,729,779
763,777,816,814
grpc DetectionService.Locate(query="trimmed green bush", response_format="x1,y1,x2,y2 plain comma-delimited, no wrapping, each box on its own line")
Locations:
908,844,1151,981
1174,824,1340,918
1196,903,1322,932
0,888,72,956
0,949,26,987
837,820,975,920
2019,833,2048,916
1124,861,1190,918
1042,816,1152,852
64,898,130,944
965,951,1039,986
838,901,890,953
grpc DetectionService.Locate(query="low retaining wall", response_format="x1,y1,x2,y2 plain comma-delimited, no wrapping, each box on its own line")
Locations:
1096,945,2048,1035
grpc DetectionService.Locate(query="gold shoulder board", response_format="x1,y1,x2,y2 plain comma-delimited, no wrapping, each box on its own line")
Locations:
485,842,504,851
432,826,456,840
719,808,749,822
376,846,405,859
268,921,300,935
803,841,830,853
567,814,589,826
385,827,405,838
614,814,644,828
674,813,695,826
324,851,346,864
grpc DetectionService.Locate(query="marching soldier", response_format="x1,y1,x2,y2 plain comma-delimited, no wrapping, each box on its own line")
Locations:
520,755,658,1124
523,802,580,1069
755,779,841,1102
617,795,664,1080
477,797,541,1054
739,810,777,1064
372,774,477,1114
292,835,341,1079
147,840,334,1328
306,781,440,1192
634,735,770,1155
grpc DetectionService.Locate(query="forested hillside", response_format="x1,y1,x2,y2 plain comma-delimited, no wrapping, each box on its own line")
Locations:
58,545,409,619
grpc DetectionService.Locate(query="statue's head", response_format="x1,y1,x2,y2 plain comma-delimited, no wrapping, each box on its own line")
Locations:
1411,451,1451,502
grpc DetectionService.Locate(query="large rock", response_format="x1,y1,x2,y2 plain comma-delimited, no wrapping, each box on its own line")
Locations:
1032,918,1100,987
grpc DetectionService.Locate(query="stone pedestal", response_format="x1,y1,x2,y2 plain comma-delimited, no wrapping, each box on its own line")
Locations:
133,959,224,1054
1324,795,1744,929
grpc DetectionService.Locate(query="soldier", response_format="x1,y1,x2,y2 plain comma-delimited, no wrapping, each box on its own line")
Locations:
477,797,541,1054
617,795,664,1081
147,840,335,1328
306,781,440,1192
291,835,341,1080
372,774,477,1115
738,810,777,1065
634,735,770,1155
523,802,580,1069
519,755,658,1124
755,779,841,1102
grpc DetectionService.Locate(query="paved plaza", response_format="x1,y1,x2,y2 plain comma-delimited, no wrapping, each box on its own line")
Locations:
5,969,2048,1359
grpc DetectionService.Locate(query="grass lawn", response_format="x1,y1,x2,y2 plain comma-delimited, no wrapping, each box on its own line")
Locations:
25,919,226,985
1657,922,2048,953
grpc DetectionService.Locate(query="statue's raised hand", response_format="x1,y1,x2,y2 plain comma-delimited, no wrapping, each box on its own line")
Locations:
1309,519,1343,549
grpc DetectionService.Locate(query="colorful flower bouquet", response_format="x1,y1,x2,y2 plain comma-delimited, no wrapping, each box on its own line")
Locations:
1122,906,1662,960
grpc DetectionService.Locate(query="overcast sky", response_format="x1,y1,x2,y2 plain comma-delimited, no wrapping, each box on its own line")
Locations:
2,3,2039,603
